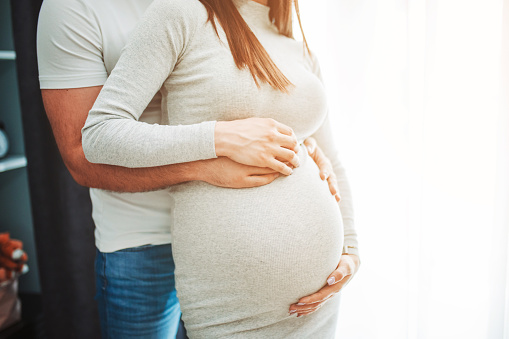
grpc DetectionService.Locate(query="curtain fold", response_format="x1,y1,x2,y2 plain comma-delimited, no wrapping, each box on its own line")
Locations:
297,0,509,338
490,1,509,337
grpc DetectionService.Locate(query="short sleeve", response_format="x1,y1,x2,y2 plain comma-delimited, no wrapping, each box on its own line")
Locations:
37,0,107,89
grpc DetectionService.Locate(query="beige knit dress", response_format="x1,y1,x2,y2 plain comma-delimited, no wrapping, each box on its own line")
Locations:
82,0,357,337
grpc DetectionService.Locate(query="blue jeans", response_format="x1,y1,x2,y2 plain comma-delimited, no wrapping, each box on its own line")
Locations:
95,244,182,338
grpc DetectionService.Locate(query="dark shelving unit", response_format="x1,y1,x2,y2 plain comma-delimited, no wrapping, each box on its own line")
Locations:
0,1,43,338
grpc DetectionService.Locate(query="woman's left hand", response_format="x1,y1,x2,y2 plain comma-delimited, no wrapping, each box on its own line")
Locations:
288,254,360,317
303,137,341,202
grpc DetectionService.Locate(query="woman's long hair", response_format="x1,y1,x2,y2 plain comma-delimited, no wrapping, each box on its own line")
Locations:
199,0,310,93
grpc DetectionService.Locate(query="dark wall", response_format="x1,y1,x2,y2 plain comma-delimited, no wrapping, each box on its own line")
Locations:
9,1,189,338
0,0,40,295
10,0,101,337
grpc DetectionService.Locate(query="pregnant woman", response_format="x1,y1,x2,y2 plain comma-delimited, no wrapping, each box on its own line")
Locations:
82,0,359,337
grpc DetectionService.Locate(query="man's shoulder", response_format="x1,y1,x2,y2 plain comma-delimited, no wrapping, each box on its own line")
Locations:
40,0,91,14
39,0,101,27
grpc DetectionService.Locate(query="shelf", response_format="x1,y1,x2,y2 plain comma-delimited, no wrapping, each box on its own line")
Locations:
0,155,27,173
0,51,16,60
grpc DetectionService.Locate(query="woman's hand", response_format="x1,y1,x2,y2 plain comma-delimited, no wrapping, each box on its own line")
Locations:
303,137,340,201
288,254,360,317
214,118,300,176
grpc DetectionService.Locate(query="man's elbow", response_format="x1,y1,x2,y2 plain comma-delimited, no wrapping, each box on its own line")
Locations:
62,149,95,188
68,168,89,187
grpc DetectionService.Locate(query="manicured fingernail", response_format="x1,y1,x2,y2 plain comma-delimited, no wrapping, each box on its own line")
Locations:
327,277,335,285
322,171,328,180
289,310,297,314
297,303,306,306
21,264,29,274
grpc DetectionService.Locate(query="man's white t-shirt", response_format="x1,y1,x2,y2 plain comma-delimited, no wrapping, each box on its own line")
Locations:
37,0,173,252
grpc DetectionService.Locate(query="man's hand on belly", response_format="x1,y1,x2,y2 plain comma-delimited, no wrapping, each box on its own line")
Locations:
304,137,341,201
199,157,282,188
288,254,360,317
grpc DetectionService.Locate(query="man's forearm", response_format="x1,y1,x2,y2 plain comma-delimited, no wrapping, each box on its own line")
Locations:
69,149,205,192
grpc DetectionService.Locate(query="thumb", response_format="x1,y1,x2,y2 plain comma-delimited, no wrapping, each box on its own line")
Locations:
326,266,349,286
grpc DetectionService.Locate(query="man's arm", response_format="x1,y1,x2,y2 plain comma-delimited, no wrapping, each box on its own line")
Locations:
42,86,280,192
37,0,324,193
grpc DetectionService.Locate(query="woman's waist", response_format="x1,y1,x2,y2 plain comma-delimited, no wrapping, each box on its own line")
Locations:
169,146,327,199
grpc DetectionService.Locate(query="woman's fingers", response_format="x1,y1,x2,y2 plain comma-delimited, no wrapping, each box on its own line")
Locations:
304,138,340,198
275,147,300,168
276,133,299,152
327,174,340,201
275,121,294,136
295,283,340,306
327,254,357,285
267,158,293,176
289,295,333,314
215,118,300,170
291,304,324,317
296,305,324,317
289,255,361,316
305,140,330,179
326,265,351,286
303,137,317,155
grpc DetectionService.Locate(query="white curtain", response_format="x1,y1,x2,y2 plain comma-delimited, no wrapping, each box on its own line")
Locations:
294,0,509,338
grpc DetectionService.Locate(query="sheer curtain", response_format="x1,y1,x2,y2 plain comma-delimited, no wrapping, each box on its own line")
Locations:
294,0,509,338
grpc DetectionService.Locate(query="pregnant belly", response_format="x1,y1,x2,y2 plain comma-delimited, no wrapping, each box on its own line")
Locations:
168,146,344,334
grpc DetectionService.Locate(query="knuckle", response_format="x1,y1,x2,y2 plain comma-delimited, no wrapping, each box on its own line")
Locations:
258,153,269,164
267,131,276,142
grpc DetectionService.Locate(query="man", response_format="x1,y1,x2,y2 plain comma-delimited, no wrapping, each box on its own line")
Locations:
37,0,360,337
